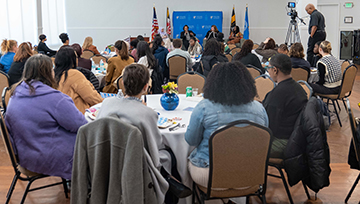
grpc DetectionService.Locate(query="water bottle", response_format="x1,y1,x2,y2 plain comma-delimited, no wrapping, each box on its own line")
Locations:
91,59,96,73
117,89,124,98
100,59,105,72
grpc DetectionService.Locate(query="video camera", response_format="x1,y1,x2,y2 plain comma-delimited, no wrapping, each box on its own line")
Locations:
287,2,298,20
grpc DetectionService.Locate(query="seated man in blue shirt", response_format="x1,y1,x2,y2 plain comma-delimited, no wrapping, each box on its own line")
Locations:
263,54,308,158
166,39,194,72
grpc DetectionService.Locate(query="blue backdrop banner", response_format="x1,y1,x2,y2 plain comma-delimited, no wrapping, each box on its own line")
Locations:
172,11,223,46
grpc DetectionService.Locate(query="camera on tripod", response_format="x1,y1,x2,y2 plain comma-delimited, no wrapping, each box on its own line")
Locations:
287,2,298,19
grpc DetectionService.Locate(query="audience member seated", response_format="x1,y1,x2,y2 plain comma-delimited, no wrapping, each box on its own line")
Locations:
0,39,17,73
309,41,342,94
137,41,163,94
227,26,243,45
8,42,33,86
289,42,311,73
185,61,269,187
137,35,145,41
232,39,264,73
76,67,100,93
311,41,322,67
187,36,202,56
152,35,169,81
59,33,69,46
159,27,174,51
216,32,230,54
103,40,134,93
277,44,289,55
263,54,308,158
180,25,196,50
197,39,228,77
82,36,100,55
166,39,193,72
55,47,103,113
130,39,139,62
97,63,168,202
255,37,278,62
204,25,219,40
37,34,56,57
71,43,91,70
5,54,87,180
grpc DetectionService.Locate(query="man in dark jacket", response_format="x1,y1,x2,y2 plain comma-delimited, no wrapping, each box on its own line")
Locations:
263,54,308,158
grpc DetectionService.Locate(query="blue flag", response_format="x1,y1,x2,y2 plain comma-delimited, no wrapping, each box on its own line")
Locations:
244,7,249,40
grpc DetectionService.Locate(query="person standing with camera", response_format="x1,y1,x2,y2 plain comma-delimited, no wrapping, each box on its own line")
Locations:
305,4,326,64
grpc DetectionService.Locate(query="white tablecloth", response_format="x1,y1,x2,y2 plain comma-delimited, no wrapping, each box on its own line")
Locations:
85,94,201,204
147,94,200,204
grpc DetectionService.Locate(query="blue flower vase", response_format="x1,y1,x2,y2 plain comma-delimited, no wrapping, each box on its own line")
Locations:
160,93,179,111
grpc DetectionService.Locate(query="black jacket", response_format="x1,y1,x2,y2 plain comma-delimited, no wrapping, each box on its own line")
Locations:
284,97,331,193
37,42,57,57
180,31,196,50
8,60,26,86
197,54,228,77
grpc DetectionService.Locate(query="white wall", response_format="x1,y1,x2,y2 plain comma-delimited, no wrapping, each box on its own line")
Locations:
65,0,297,51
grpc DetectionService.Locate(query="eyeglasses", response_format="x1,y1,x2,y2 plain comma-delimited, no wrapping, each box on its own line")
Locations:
264,65,274,69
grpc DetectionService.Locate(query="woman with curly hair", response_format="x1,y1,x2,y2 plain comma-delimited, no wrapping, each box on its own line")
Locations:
185,61,268,187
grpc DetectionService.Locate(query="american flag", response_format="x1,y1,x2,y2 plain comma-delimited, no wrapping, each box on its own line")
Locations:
166,7,172,37
151,7,159,41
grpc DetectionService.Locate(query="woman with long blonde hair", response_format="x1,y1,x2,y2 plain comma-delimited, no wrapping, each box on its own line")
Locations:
0,39,18,73
82,36,100,55
8,42,33,86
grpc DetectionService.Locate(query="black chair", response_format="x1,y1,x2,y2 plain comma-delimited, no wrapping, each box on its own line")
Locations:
345,98,360,203
2,87,10,113
0,112,69,204
193,120,272,204
268,158,311,204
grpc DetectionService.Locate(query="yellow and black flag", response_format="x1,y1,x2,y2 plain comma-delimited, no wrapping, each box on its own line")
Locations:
230,6,236,34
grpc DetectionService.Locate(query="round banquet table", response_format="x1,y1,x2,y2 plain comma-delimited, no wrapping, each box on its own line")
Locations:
147,94,200,204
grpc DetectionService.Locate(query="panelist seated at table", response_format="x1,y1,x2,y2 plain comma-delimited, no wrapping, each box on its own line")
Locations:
166,39,194,72
55,47,103,114
103,40,134,93
185,62,269,187
204,25,220,40
97,63,168,202
5,54,87,180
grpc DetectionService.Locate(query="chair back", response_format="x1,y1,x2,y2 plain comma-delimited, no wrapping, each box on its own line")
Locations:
169,56,187,80
230,48,241,56
81,50,95,59
2,87,11,112
0,71,9,99
297,80,313,100
0,112,18,173
346,98,360,163
291,68,308,82
252,44,259,50
91,55,108,65
225,54,233,62
177,71,206,94
247,65,261,79
116,76,125,95
207,120,271,198
255,74,276,101
227,44,236,50
339,64,358,98
341,60,351,75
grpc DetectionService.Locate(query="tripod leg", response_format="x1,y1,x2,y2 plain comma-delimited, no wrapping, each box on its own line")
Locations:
285,22,293,45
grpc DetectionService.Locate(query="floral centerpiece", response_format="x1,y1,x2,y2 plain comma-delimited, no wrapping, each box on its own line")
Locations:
160,82,179,111
162,82,179,94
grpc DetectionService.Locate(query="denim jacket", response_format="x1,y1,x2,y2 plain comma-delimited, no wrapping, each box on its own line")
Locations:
185,99,269,168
